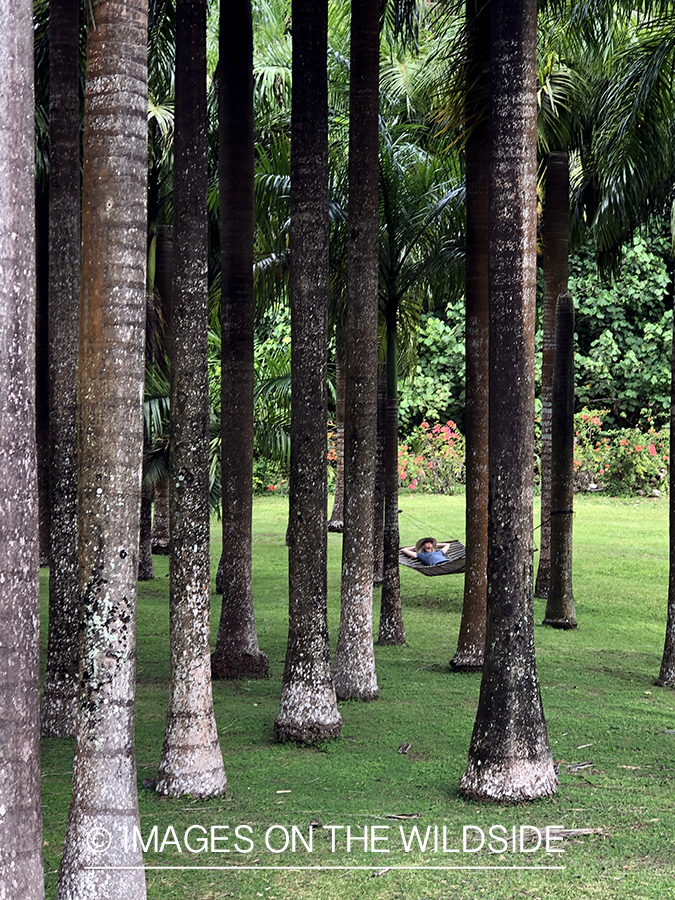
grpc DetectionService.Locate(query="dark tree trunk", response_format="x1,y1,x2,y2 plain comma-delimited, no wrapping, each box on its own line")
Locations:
157,0,226,798
275,0,342,743
37,183,51,569
460,0,557,802
212,0,268,680
543,292,576,628
151,475,170,553
327,341,346,532
373,371,386,584
42,0,81,738
378,322,406,645
57,1,149,895
535,151,570,599
332,0,380,701
451,0,490,671
154,223,174,365
659,263,675,685
0,2,44,894
138,482,154,580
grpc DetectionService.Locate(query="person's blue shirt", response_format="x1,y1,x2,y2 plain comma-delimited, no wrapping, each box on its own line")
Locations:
417,549,447,566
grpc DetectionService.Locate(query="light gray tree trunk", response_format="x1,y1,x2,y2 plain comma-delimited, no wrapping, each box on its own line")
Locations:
0,2,44,894
460,0,557,802
157,0,226,799
332,0,380,702
42,0,81,738
57,2,149,896
151,476,170,554
275,0,342,743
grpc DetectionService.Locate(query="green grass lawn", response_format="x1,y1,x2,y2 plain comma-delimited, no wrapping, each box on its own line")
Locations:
40,493,675,899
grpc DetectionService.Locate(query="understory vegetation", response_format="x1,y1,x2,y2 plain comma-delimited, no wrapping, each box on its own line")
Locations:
40,494,675,900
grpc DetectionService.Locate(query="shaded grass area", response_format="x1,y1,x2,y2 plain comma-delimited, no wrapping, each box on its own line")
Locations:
40,494,675,899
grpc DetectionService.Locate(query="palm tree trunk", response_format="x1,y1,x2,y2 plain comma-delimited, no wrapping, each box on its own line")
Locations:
452,0,489,671
157,0,226,798
332,0,380,701
535,150,569,598
41,0,81,738
327,341,346,531
373,371,386,584
460,0,557,802
275,0,342,743
151,476,170,553
212,0,269,680
543,292,576,628
0,2,44,893
658,259,675,685
57,2,148,894
378,319,406,645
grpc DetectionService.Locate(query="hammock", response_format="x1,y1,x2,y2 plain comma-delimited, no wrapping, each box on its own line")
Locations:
398,539,466,577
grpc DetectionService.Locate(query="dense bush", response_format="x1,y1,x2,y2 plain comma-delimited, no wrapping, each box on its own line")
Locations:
398,420,465,493
572,408,669,495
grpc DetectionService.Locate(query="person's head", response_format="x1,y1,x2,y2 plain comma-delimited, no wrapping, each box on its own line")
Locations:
415,537,437,553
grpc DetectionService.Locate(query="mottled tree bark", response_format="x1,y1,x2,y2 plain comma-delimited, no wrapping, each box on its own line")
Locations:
275,0,342,743
56,1,149,896
157,0,226,798
151,475,170,554
327,342,346,532
535,151,569,599
544,292,576,628
0,2,44,894
658,262,675,685
42,0,81,738
373,372,386,584
460,0,557,802
37,184,51,570
138,482,154,580
212,0,268,679
378,323,405,644
332,0,380,701
452,0,489,671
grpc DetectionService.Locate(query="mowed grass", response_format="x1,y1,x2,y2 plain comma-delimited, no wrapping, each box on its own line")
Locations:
39,493,675,899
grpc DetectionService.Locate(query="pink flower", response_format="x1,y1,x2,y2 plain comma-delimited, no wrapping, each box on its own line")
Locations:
649,444,657,456
428,461,434,469
268,485,276,491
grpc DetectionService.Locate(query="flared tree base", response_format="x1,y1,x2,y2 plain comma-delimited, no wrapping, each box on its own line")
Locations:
333,680,379,702
377,617,405,646
275,681,342,744
460,757,558,802
449,649,483,672
327,519,343,533
542,617,577,629
211,649,269,680
156,760,227,799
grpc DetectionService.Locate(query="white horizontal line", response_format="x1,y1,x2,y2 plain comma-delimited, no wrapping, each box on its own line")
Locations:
85,865,567,872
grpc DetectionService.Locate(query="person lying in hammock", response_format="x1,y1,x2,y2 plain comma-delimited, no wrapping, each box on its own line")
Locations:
400,537,452,566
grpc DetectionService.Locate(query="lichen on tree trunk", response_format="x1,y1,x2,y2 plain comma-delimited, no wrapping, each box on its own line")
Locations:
460,0,557,803
275,0,341,744
57,2,149,895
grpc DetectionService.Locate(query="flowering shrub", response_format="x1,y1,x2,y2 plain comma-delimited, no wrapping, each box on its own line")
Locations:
398,420,465,494
573,408,669,494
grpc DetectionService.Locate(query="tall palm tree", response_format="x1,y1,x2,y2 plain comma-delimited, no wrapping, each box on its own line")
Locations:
451,0,490,670
41,0,81,739
332,0,381,701
57,0,149,895
460,0,557,802
275,0,342,743
212,0,269,680
0,2,44,895
156,0,227,799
